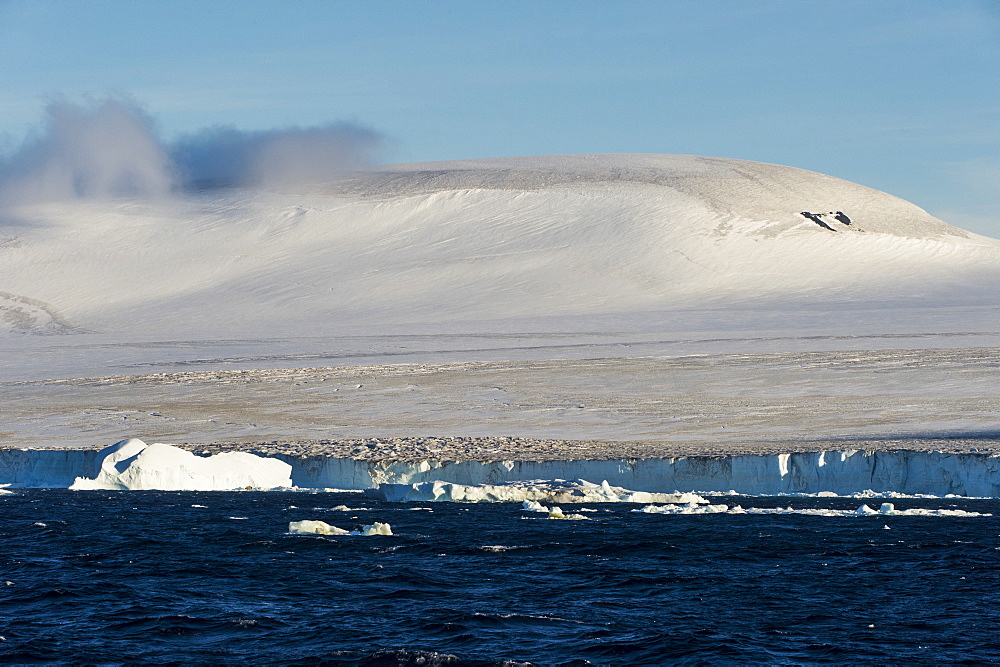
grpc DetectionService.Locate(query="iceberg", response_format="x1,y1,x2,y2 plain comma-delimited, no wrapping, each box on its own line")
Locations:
69,439,292,491
288,520,392,536
366,478,707,504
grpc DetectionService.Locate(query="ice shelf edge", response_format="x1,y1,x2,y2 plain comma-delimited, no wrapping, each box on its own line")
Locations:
2,447,1000,496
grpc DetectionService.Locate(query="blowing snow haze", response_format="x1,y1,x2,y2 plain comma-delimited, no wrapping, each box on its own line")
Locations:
170,124,384,190
0,99,384,204
0,100,174,204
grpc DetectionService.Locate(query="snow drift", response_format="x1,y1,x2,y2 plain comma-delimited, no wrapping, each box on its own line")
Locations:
2,154,998,336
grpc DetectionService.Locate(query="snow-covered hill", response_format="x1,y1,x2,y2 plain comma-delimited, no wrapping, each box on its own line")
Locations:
2,154,998,337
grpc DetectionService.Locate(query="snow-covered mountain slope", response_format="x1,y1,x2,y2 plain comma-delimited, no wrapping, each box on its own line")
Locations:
2,154,998,337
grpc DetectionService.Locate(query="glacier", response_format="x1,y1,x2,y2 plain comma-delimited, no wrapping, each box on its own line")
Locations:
3,442,1000,497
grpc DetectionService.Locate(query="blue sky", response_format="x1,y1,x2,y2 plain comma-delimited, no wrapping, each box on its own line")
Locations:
1,0,998,237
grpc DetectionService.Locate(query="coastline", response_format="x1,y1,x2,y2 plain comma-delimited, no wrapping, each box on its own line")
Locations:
4,437,1000,496
182,435,1000,460
7,434,1000,461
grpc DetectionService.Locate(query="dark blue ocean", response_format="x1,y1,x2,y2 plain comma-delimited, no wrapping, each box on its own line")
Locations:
3,490,999,665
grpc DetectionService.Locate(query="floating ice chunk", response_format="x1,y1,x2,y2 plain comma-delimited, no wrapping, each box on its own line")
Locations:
0,484,12,495
703,489,972,500
360,522,393,536
546,506,588,521
520,500,589,520
637,503,990,517
636,503,732,515
873,505,990,517
522,500,548,513
70,439,292,491
289,520,348,535
288,519,393,536
369,479,707,504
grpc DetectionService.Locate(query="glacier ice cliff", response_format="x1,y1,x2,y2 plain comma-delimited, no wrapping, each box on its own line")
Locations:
283,450,1000,497
3,444,1000,496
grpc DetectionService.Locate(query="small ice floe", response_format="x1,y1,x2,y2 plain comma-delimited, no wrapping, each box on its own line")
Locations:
636,502,990,517
546,506,588,521
480,545,517,552
791,490,960,500
850,490,945,499
0,484,13,496
522,500,588,520
704,489,970,500
318,505,368,512
522,500,548,513
288,520,393,536
287,487,365,494
636,503,731,515
850,503,990,517
370,478,707,504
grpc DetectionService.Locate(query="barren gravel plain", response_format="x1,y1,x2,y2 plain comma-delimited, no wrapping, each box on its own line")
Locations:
5,327,998,460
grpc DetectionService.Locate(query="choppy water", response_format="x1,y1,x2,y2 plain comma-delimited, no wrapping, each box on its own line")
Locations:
2,490,999,664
